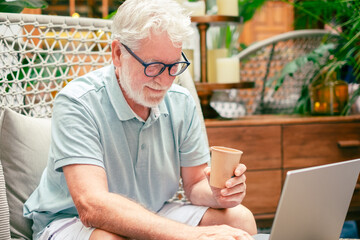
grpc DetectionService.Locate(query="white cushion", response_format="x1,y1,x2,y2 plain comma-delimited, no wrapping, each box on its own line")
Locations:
0,108,51,239
0,160,11,240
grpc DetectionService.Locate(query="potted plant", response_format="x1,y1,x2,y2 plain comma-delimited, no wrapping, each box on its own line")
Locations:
272,0,360,115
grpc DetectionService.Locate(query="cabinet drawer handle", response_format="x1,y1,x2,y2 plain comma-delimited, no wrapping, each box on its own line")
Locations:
337,140,360,148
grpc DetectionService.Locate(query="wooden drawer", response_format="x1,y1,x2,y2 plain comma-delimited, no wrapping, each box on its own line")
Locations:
206,125,281,170
242,170,282,215
283,122,360,169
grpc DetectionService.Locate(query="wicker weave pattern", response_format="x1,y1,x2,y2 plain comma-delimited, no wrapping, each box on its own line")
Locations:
237,30,338,115
0,13,112,118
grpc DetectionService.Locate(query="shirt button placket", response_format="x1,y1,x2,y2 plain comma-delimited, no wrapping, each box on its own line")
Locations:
137,128,148,169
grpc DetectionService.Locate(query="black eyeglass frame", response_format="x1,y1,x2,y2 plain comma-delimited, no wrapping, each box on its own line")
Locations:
121,43,190,77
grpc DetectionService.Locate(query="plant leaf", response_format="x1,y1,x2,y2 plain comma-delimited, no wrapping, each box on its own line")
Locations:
0,0,48,13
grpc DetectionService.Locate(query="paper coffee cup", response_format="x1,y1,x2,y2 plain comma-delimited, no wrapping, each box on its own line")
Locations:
209,146,243,188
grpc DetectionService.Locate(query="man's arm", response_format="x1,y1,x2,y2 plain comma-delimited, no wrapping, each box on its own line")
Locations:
63,164,252,240
63,164,192,239
181,163,247,209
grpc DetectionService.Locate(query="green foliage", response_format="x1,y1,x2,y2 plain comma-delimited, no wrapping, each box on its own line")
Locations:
208,0,267,55
276,0,360,115
238,0,268,23
265,42,337,114
291,0,360,31
105,10,117,19
0,0,48,13
268,43,336,91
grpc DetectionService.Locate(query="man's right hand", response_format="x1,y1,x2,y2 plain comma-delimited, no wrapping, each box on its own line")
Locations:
194,225,255,240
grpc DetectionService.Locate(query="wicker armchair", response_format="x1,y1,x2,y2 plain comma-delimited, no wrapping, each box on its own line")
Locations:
0,13,201,239
236,29,339,115
0,13,113,117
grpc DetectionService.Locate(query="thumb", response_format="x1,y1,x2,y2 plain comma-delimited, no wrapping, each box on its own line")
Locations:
204,166,211,181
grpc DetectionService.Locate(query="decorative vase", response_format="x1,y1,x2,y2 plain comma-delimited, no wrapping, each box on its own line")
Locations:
310,71,348,115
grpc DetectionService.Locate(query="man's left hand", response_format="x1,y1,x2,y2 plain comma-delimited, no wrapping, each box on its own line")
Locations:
204,164,247,208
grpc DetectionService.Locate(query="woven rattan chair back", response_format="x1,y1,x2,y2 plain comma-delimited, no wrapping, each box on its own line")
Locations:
0,13,112,117
237,30,339,115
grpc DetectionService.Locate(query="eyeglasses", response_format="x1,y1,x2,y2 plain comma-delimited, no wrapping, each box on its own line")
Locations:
121,43,190,77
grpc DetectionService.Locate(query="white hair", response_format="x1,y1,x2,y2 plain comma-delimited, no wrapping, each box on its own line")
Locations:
112,0,193,50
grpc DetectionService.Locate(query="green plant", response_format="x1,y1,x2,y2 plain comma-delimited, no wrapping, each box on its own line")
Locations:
209,0,267,54
267,41,337,114
0,0,48,13
236,0,268,50
274,0,360,115
238,0,267,23
209,24,241,56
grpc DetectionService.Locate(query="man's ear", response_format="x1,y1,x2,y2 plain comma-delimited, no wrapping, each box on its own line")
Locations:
112,39,122,67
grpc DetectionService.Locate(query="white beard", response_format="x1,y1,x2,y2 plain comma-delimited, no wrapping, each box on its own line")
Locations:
117,64,169,108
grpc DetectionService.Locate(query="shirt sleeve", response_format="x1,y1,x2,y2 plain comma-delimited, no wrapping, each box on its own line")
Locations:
51,94,104,172
178,92,210,167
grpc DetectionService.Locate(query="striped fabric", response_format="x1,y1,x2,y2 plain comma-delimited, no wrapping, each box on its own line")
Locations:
0,161,11,240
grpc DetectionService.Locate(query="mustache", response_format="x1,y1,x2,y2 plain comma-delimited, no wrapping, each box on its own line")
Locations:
144,82,169,91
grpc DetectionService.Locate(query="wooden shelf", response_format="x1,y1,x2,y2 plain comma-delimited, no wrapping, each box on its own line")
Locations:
190,15,242,84
190,15,245,119
195,81,254,97
195,81,255,119
191,15,242,24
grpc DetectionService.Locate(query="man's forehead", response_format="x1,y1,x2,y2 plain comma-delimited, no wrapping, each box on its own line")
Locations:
137,35,182,62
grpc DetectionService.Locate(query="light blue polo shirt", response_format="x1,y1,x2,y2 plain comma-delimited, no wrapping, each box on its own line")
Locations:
23,64,210,239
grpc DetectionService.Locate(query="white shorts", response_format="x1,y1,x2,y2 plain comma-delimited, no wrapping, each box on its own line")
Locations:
38,202,208,240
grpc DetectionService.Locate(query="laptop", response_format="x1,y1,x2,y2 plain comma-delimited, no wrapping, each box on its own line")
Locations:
253,158,360,240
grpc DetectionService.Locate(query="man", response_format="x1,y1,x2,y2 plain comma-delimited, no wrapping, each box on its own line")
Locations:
24,0,257,239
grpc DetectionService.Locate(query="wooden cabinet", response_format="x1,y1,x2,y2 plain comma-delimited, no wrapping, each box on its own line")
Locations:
206,125,281,170
245,170,282,216
283,122,360,168
205,115,360,227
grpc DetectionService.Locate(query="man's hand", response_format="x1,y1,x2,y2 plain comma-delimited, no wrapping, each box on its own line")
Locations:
204,164,247,208
194,224,254,240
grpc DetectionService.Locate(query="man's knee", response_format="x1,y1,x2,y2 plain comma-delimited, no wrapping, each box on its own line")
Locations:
90,229,127,240
200,205,257,235
231,205,257,235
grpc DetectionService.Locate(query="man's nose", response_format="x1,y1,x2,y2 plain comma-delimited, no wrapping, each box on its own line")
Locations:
154,69,176,86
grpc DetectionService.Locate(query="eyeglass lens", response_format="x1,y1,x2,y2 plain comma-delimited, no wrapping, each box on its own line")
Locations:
145,62,187,77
